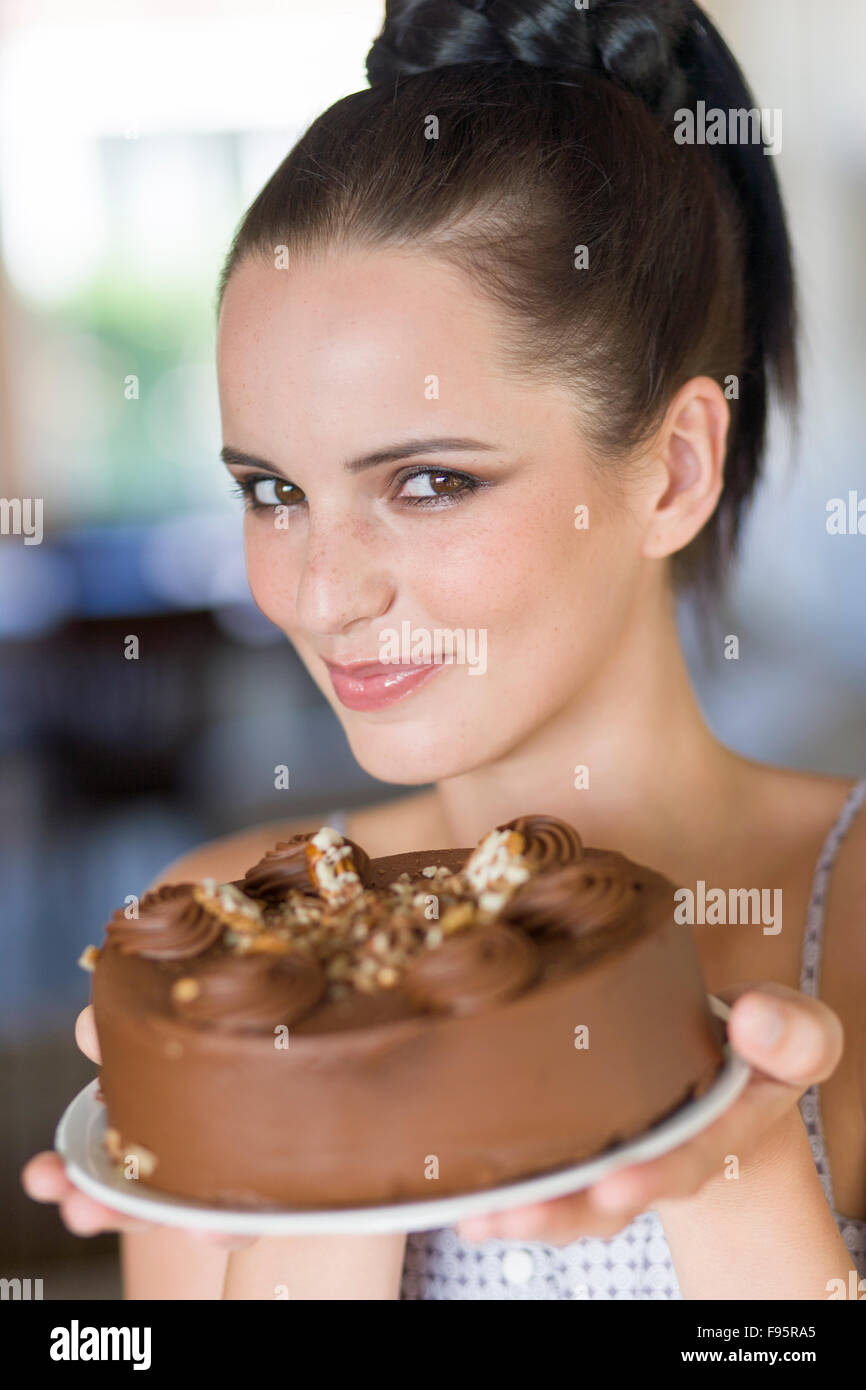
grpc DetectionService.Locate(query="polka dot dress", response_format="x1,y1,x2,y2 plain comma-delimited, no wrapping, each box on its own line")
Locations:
401,1210,682,1300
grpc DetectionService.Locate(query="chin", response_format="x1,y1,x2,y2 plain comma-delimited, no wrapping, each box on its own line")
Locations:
339,719,482,787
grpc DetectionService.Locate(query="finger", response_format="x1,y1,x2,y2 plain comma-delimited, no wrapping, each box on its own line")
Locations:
456,1192,645,1245
720,983,844,1088
458,984,847,1240
21,1152,71,1203
25,1148,247,1244
60,1187,150,1237
75,1005,101,1065
585,986,842,1216
585,1084,784,1216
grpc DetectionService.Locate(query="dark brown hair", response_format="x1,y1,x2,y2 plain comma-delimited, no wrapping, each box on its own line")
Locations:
217,0,798,596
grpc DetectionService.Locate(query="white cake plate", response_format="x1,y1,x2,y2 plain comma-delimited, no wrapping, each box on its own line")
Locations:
54,995,749,1236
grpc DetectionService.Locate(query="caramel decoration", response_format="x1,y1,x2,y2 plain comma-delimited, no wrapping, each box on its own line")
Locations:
241,830,372,902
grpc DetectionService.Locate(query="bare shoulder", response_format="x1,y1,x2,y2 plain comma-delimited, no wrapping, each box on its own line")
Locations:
150,788,443,890
742,762,860,838
755,762,866,934
765,765,866,903
725,761,861,878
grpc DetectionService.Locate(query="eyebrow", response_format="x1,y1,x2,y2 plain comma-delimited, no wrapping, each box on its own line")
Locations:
220,437,499,478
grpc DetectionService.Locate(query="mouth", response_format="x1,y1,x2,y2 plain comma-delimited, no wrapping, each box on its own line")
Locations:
322,657,446,712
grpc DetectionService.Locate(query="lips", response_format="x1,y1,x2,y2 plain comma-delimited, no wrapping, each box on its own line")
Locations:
323,657,446,712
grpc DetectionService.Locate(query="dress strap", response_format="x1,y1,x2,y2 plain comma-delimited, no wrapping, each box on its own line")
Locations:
798,776,866,1217
799,778,866,998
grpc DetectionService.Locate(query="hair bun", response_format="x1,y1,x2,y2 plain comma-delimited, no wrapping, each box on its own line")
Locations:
367,0,694,118
366,0,509,87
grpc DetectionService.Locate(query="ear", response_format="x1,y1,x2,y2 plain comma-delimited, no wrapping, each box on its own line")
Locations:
641,377,729,562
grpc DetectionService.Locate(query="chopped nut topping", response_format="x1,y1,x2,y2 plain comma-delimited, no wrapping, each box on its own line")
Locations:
125,1142,158,1178
440,903,476,936
479,890,507,914
232,932,294,955
196,830,543,1001
463,828,531,896
171,977,201,1003
104,1130,158,1178
193,880,265,932
104,1127,124,1162
306,830,363,904
78,944,101,972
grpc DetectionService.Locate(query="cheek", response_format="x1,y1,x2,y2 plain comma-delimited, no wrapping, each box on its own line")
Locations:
243,520,297,621
421,491,618,655
239,486,628,659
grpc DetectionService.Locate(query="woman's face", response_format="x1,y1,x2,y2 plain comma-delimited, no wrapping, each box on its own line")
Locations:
217,247,651,785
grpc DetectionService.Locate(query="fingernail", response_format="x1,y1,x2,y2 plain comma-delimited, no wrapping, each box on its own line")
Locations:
738,998,784,1050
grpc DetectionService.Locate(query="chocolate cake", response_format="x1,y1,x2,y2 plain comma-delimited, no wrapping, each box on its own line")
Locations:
87,815,726,1208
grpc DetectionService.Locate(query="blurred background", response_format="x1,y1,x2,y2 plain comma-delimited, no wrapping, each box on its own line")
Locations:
0,0,863,1298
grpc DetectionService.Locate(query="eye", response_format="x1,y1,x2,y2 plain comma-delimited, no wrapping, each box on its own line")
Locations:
229,465,484,515
229,475,305,511
394,467,481,507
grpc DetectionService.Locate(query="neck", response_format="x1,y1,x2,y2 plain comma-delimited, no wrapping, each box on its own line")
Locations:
434,582,745,877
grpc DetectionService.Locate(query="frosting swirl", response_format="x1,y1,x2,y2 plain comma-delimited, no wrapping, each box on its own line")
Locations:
401,924,539,1016
502,853,645,937
105,884,223,961
241,831,372,901
170,953,326,1032
497,814,583,871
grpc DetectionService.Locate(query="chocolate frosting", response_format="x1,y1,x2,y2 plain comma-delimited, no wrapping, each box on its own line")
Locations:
170,952,326,1032
105,884,224,961
496,813,584,870
240,831,373,901
91,838,726,1209
503,851,650,936
401,923,539,1016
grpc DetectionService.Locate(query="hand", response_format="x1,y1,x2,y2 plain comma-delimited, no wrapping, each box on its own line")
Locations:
455,981,844,1245
21,1005,256,1251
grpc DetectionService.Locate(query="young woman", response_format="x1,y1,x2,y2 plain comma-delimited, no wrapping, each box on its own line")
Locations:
24,0,866,1299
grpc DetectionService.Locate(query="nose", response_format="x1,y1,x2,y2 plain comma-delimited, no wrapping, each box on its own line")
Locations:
294,507,395,636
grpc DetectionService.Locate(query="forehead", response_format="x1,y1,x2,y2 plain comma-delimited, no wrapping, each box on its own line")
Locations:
216,247,559,457
220,247,494,383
